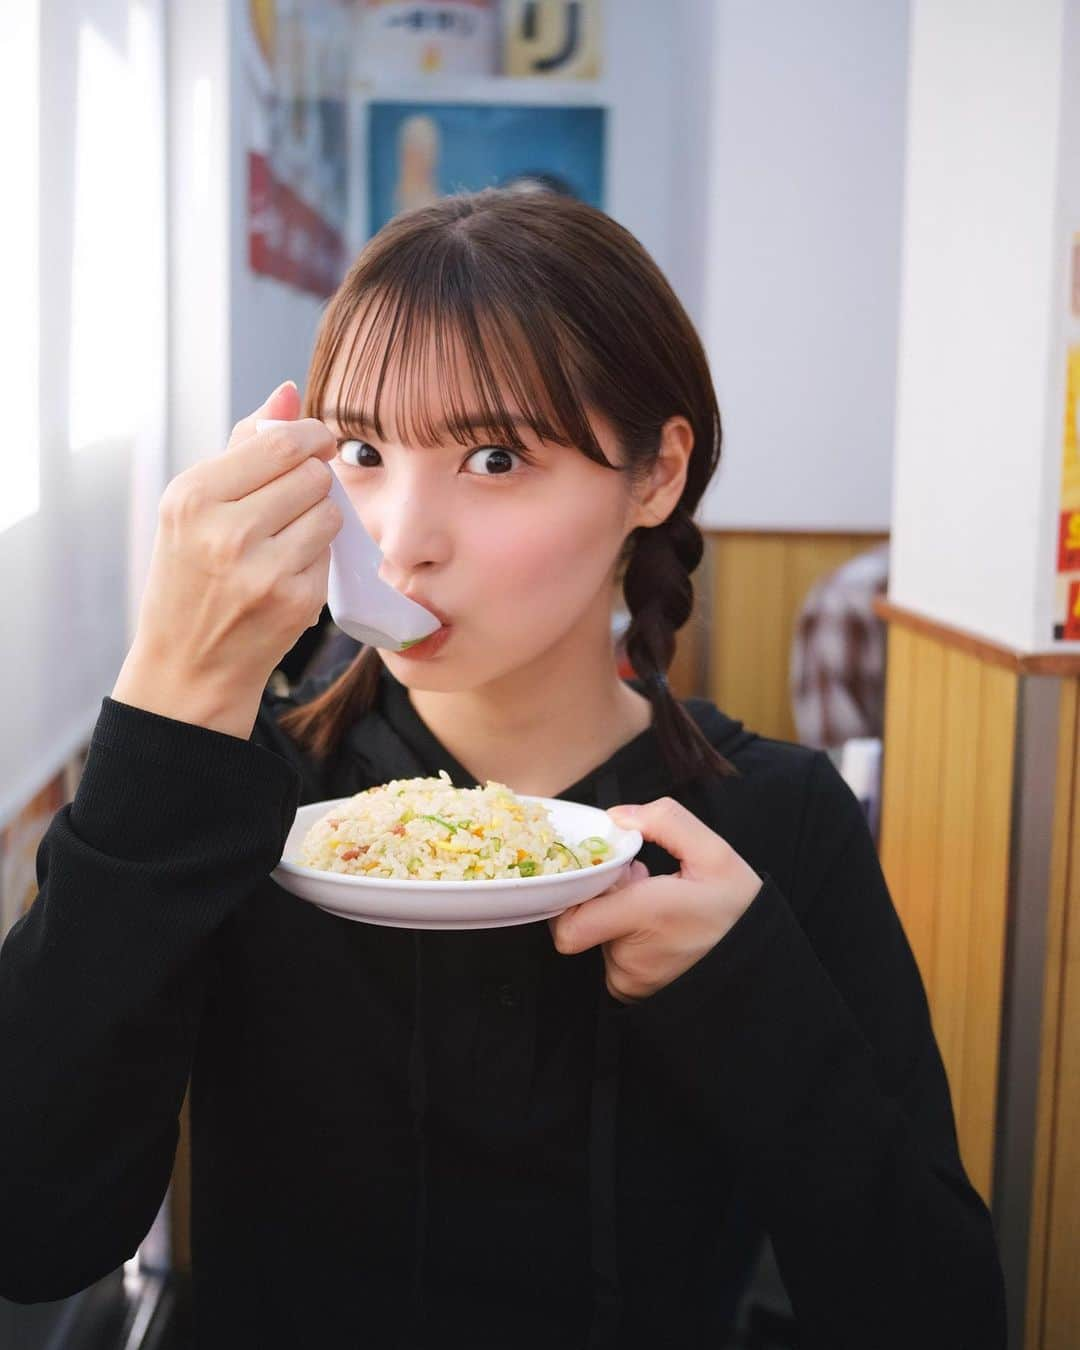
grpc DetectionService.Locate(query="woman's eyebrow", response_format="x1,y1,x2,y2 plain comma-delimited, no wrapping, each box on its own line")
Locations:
318,408,535,437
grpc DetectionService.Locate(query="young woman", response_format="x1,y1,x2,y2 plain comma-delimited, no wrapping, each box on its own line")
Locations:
0,189,1005,1348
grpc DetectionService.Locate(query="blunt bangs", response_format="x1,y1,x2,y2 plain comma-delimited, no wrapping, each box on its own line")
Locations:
307,243,620,470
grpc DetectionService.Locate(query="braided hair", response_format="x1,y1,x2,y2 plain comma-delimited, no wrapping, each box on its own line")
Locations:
620,506,736,782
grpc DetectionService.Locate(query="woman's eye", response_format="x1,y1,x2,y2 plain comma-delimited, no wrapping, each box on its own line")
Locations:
462,446,521,477
336,440,524,477
337,439,379,468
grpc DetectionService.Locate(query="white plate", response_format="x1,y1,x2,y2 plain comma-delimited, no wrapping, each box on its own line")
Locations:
272,795,644,929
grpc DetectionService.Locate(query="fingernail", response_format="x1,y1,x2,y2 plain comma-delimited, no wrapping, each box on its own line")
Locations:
609,804,639,819
271,379,297,398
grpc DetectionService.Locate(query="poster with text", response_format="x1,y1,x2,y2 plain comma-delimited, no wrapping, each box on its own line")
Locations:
244,0,351,297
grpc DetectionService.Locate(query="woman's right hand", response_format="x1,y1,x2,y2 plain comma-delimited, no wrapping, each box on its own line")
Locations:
112,380,343,738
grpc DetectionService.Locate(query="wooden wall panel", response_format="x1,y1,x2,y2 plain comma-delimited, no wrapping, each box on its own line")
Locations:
879,620,916,905
705,531,888,742
1027,678,1080,1350
905,631,948,981
963,662,1017,1189
931,648,982,1165
878,626,1017,1202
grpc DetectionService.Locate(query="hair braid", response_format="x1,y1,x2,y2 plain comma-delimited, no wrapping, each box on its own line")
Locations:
622,509,738,782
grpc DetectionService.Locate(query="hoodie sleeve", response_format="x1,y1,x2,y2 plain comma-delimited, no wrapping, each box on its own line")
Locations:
0,696,300,1302
616,750,1007,1349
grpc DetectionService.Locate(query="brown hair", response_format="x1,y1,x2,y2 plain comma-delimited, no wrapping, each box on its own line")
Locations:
281,187,737,783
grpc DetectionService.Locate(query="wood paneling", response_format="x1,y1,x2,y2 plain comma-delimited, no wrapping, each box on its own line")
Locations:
874,598,1080,677
878,624,1018,1202
705,531,888,741
1027,678,1080,1350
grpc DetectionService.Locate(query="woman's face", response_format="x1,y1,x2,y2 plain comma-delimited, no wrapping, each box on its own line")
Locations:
319,320,645,692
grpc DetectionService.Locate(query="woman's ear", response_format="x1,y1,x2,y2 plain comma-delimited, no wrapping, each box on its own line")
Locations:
632,415,694,529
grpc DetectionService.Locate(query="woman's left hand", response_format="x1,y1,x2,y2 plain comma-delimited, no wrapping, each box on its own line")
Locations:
548,798,764,1004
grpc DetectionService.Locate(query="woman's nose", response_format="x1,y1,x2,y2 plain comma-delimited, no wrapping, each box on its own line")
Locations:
358,473,450,581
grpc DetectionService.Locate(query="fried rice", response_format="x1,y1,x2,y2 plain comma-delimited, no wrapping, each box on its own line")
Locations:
298,770,613,881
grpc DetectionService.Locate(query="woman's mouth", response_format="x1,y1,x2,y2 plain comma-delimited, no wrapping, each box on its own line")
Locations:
402,594,452,628
397,624,452,659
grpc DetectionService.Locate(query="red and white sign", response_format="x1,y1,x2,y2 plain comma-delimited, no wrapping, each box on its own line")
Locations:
248,150,345,298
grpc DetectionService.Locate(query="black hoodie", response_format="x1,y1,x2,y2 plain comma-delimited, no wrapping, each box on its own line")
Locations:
0,664,1006,1348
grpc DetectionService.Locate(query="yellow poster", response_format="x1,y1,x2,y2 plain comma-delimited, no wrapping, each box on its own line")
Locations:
1055,341,1080,637
502,0,602,79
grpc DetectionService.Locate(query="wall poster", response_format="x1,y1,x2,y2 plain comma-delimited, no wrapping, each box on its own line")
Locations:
367,100,605,235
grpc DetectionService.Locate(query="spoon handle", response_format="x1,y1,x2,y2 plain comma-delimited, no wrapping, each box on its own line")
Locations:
255,417,440,647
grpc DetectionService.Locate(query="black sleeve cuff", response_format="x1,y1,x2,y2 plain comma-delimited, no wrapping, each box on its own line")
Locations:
71,697,301,864
607,873,784,1025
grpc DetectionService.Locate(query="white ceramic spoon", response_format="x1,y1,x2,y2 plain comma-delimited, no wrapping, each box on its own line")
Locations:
256,418,442,650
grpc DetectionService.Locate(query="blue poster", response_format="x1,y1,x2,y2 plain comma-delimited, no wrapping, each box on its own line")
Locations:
368,102,606,236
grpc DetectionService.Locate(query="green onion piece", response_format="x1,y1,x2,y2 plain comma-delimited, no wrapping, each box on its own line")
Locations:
490,836,502,851
580,836,610,854
516,858,538,877
417,813,457,833
549,841,582,868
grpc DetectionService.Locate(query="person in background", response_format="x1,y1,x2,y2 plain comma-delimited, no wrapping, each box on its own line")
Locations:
790,542,890,751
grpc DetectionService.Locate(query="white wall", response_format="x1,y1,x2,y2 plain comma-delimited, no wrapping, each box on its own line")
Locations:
229,274,327,428
887,0,1069,652
663,1,720,336
0,0,167,828
604,0,714,329
168,0,232,474
698,0,910,533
